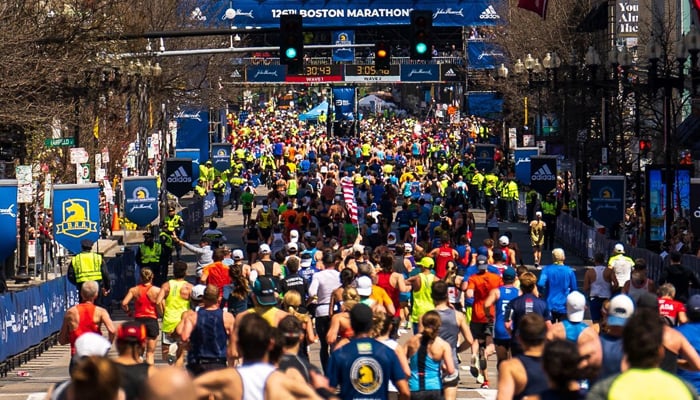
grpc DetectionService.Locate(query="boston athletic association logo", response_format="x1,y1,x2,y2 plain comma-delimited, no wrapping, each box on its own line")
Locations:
56,199,97,238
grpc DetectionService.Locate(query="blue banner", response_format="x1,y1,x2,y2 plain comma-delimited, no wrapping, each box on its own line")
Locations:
0,180,17,262
203,192,217,217
590,176,626,232
400,64,440,82
53,184,100,255
467,92,504,119
332,31,355,62
475,144,496,173
123,177,159,227
211,143,232,173
186,1,503,28
514,148,539,185
246,65,286,83
467,41,506,69
175,108,210,165
175,148,201,187
333,87,355,121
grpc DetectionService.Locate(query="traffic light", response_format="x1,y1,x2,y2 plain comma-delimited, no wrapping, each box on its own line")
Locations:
410,10,432,60
639,139,651,156
374,41,391,70
279,15,304,74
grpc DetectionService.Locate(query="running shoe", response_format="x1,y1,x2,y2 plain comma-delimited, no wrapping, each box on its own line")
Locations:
481,381,490,389
469,354,479,378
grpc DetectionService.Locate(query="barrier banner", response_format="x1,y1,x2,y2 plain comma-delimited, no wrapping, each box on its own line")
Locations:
590,176,626,232
210,143,232,173
514,147,539,185
165,158,193,198
53,184,100,254
175,108,210,165
333,87,355,121
0,180,17,262
203,192,217,217
691,179,700,241
123,177,159,227
223,183,232,204
332,31,355,62
175,148,201,187
182,199,204,241
475,144,495,172
529,156,558,196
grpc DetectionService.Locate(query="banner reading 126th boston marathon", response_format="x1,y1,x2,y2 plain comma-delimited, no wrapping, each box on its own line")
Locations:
183,0,503,29
53,184,100,254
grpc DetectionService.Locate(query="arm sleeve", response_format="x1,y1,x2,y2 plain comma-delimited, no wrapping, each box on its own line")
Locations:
181,241,204,255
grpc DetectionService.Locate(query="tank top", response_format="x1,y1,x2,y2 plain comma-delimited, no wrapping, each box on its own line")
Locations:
69,303,99,355
237,362,276,400
562,320,588,342
435,245,454,279
660,347,679,374
589,266,611,298
495,286,520,340
408,342,443,392
599,334,624,379
162,280,190,333
436,308,460,368
187,308,228,362
411,274,436,323
254,306,280,327
115,363,150,400
258,211,272,228
134,284,158,319
626,279,651,304
376,271,400,317
513,354,548,400
270,233,285,254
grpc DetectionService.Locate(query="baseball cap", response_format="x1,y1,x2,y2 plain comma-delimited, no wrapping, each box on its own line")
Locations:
320,166,329,173
535,211,542,217
287,242,298,251
353,243,365,254
80,239,93,250
232,249,244,260
191,284,206,301
253,276,278,306
290,230,299,243
477,255,488,270
300,253,312,268
566,291,586,323
614,243,625,254
502,267,517,281
404,243,413,253
75,333,111,357
262,205,269,212
387,233,397,245
259,244,271,254
356,276,373,296
607,294,635,326
499,235,509,246
370,224,379,234
117,322,147,344
416,257,435,269
687,295,700,321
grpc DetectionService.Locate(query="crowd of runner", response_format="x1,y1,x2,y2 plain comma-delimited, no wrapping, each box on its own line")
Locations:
55,108,700,400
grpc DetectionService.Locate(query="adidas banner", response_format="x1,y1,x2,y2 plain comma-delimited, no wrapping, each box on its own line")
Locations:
165,158,193,198
440,64,462,82
0,180,18,262
123,176,159,227
175,148,200,187
529,156,557,196
210,143,232,173
53,184,100,254
475,144,496,173
514,147,539,185
589,176,625,232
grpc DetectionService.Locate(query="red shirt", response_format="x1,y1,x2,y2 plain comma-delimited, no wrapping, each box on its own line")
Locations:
69,303,99,355
203,262,231,298
658,297,686,325
376,271,400,317
435,244,455,279
134,284,158,319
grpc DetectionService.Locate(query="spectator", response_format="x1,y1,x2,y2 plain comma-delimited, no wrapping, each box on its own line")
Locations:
658,251,700,303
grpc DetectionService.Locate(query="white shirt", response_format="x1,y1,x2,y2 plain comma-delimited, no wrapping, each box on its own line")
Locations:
308,268,340,317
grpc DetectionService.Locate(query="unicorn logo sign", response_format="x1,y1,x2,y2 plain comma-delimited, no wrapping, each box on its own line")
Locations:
55,199,97,238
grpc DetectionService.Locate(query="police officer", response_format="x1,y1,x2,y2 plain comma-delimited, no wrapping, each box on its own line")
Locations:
68,239,110,305
137,232,163,286
159,223,174,283
199,161,215,190
212,175,226,218
526,186,539,222
506,178,519,222
470,169,484,209
229,174,245,210
164,206,184,260
540,193,558,250
194,179,207,200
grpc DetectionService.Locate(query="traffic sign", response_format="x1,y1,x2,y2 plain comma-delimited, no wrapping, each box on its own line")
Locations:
44,137,75,147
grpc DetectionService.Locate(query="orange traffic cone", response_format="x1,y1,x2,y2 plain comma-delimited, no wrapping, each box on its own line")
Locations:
111,205,120,232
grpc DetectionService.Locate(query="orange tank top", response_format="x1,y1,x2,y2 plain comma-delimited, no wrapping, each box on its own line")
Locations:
134,284,158,319
69,303,99,355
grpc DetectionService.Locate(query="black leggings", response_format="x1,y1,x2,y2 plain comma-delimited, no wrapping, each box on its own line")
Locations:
315,316,331,374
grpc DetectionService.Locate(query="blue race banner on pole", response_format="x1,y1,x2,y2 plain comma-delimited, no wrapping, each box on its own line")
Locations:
211,143,232,173
332,31,355,62
590,176,625,232
123,177,159,227
175,148,201,187
203,192,217,217
467,41,506,69
53,184,100,254
467,92,504,119
175,108,210,165
475,144,496,172
333,87,355,121
514,147,539,185
187,1,504,28
0,180,17,262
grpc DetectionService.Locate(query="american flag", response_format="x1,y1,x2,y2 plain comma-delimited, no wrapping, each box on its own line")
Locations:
341,177,359,225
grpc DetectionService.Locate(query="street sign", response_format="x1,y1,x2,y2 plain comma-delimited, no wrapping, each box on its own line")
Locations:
69,148,89,164
44,137,75,147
